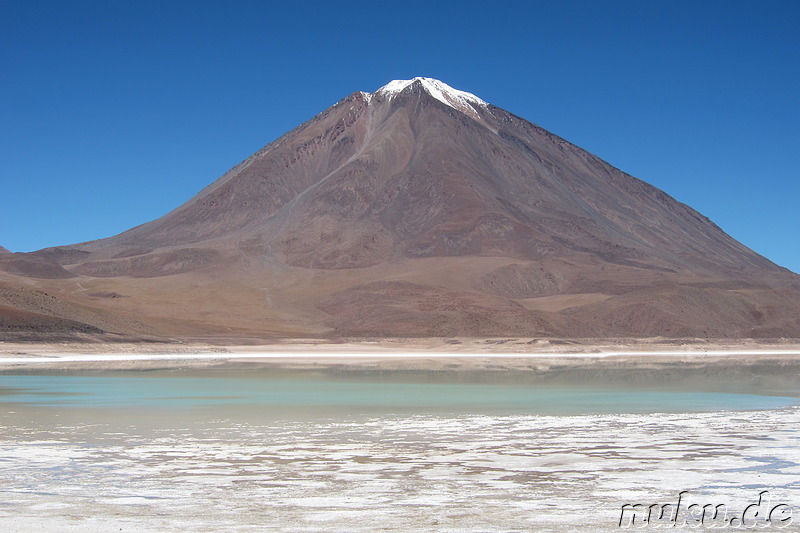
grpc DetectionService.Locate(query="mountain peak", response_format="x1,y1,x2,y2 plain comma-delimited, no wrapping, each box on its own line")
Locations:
14,77,798,340
374,77,487,113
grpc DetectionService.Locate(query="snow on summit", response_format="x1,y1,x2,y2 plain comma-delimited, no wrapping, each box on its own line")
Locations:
374,77,488,115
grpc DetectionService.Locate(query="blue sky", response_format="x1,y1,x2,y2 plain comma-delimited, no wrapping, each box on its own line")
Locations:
1,1,798,273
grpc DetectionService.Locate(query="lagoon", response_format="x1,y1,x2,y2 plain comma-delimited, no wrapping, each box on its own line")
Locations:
2,370,798,414
1,369,798,531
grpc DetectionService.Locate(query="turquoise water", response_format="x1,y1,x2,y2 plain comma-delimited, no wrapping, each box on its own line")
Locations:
1,370,798,532
0,371,796,416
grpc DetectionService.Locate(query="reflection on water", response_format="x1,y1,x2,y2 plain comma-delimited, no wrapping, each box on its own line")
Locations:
0,370,798,532
0,370,797,416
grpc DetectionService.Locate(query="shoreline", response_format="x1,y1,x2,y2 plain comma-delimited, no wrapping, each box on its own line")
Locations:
2,338,800,368
2,341,800,393
3,348,800,365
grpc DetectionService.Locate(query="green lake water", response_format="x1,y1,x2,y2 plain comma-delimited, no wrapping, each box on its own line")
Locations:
1,369,798,532
1,370,797,416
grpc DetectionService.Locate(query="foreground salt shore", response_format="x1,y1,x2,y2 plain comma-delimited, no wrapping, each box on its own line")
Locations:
2,338,798,532
2,388,798,532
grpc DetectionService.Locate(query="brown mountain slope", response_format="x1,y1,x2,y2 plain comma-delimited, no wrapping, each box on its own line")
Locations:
10,78,800,340
0,274,160,341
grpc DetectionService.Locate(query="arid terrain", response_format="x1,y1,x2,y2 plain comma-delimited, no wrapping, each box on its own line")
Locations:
2,78,799,343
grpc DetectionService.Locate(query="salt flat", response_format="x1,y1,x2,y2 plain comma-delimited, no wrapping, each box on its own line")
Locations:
2,348,800,366
1,404,798,532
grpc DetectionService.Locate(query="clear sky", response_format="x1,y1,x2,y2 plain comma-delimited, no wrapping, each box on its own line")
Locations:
2,1,798,273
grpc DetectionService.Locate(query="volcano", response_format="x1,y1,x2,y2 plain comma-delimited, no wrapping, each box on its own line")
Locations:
3,77,799,340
